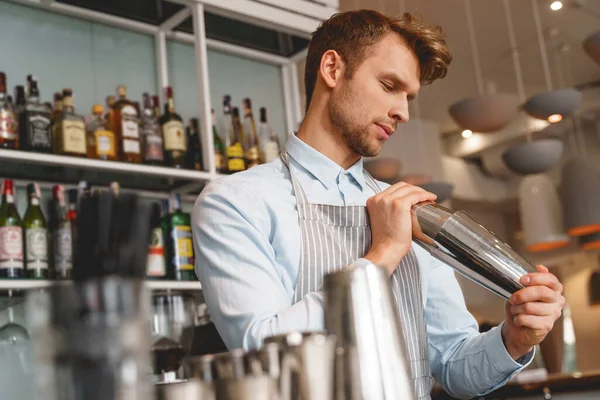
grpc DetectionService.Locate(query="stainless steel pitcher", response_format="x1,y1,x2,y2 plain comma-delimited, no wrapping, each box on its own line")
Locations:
155,379,214,400
323,263,415,400
264,331,336,400
411,202,538,300
215,375,279,400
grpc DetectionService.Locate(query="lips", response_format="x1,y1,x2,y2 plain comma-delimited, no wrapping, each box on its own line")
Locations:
375,123,394,139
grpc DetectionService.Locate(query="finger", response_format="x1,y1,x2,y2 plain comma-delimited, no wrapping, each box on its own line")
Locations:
380,180,408,195
387,184,436,203
520,272,563,293
513,314,555,333
510,286,560,305
510,302,562,318
536,265,549,273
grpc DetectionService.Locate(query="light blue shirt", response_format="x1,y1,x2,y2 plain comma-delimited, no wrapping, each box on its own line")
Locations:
192,132,533,399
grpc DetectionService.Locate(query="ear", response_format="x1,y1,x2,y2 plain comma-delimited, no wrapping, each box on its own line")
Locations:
318,50,345,90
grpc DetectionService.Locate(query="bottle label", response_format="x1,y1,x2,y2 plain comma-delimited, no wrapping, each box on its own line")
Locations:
0,226,23,269
163,120,186,151
121,105,139,139
0,110,18,140
227,143,246,172
54,227,72,274
214,151,226,170
62,120,86,154
171,226,194,271
27,112,52,148
143,125,164,161
263,141,280,162
94,130,115,157
123,139,141,154
26,227,48,269
147,227,166,277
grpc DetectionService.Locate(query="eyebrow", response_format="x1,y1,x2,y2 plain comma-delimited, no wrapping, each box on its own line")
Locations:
380,72,419,101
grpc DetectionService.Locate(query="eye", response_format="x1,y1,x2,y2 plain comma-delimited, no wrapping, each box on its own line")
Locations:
380,81,393,92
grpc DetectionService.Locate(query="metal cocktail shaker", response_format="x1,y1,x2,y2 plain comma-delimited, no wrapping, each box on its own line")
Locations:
411,201,538,300
323,263,415,400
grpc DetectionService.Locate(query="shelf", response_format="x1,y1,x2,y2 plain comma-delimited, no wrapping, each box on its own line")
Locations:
0,279,202,291
0,149,216,193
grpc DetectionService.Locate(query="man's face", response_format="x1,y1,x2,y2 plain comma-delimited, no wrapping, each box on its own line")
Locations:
329,33,421,157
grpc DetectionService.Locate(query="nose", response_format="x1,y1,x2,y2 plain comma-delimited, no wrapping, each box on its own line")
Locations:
389,96,409,123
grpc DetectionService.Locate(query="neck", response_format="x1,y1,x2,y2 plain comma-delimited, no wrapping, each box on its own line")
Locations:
296,98,360,170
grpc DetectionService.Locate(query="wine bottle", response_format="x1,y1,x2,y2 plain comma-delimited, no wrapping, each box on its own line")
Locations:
24,183,49,279
227,105,246,174
212,109,227,174
51,185,72,280
0,73,19,149
56,89,87,158
160,87,186,168
242,98,262,169
259,107,281,163
21,77,52,153
146,201,166,280
113,85,141,163
164,193,195,281
141,93,164,166
185,118,203,171
0,179,24,278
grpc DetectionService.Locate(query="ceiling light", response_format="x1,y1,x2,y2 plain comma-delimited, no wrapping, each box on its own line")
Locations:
550,1,563,11
548,114,563,123
449,94,520,133
523,89,582,121
461,129,473,138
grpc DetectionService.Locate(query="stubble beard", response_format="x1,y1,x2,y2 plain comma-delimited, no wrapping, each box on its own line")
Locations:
329,83,382,158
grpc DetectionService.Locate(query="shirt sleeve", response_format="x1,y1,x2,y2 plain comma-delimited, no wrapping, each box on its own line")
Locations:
426,256,534,399
192,178,338,351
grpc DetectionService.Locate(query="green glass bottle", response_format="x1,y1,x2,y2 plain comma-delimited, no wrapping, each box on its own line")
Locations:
164,193,195,281
0,179,24,278
24,183,48,279
212,109,227,174
51,185,72,280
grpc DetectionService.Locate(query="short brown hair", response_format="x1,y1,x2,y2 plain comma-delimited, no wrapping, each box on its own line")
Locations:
304,10,452,109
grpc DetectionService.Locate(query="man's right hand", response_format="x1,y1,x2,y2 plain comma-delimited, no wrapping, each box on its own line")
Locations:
364,182,437,276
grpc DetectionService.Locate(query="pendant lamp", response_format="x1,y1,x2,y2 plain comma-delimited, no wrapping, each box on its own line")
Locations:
519,174,570,252
448,0,519,133
522,0,581,121
502,137,564,175
561,158,600,237
583,30,600,66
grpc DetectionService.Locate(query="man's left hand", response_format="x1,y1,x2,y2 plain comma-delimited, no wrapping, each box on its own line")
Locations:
501,265,566,360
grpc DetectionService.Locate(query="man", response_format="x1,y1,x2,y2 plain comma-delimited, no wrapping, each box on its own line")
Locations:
192,10,566,399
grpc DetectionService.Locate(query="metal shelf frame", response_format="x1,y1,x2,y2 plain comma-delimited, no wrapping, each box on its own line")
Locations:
3,0,334,198
0,279,202,291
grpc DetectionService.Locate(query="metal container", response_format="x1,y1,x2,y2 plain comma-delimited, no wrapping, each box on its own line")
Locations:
215,375,279,400
264,331,336,400
155,379,214,400
411,202,538,300
324,263,415,400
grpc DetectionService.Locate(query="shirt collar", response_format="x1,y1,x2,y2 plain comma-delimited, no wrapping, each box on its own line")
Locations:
284,132,366,190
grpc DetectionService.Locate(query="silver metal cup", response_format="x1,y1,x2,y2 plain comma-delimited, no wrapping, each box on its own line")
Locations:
411,202,538,300
215,375,279,400
155,378,214,400
324,263,415,400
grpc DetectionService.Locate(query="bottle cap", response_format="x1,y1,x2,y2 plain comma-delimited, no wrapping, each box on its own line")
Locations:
62,88,73,98
54,92,63,102
27,183,41,199
165,86,173,99
152,95,159,109
106,95,115,107
0,72,6,93
232,107,240,118
53,185,65,203
243,98,252,111
92,104,104,114
2,179,14,194
117,85,127,97
260,107,267,123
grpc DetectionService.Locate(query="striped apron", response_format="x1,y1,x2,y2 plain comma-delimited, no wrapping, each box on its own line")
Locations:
281,151,433,399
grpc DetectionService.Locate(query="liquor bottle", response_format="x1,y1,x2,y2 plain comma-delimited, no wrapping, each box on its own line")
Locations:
20,78,52,152
159,87,186,168
87,104,117,161
259,107,280,163
164,193,195,281
212,109,227,174
0,73,19,149
0,179,23,278
185,118,203,171
146,201,166,279
141,93,164,166
50,185,72,280
113,85,141,163
51,92,63,153
23,183,48,279
227,106,246,174
242,98,262,169
14,85,26,115
56,89,87,157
